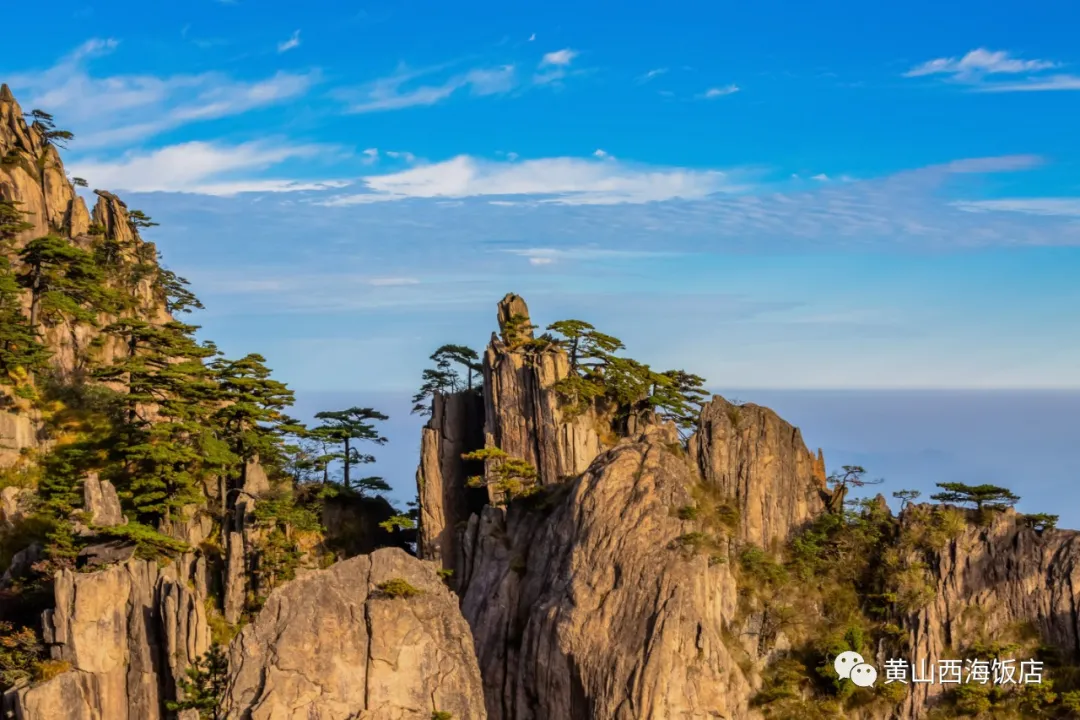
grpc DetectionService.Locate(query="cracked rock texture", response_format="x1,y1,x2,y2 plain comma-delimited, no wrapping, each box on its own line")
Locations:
690,396,829,549
225,547,487,720
4,558,210,720
482,294,608,490
894,510,1080,718
459,425,754,720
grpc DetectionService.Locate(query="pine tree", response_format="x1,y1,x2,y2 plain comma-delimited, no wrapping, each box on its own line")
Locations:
411,344,482,415
158,267,204,314
167,643,228,720
17,234,115,330
310,407,388,490
0,201,48,382
28,110,74,149
648,369,709,432
930,482,1019,513
96,319,231,522
547,320,624,372
210,353,300,466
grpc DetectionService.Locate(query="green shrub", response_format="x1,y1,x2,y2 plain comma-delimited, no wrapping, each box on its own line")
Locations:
432,711,453,720
376,578,423,599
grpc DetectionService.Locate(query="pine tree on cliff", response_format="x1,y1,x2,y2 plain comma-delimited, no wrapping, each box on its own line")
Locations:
27,109,74,209
930,482,1019,513
310,407,390,493
410,343,483,415
166,642,228,720
647,369,709,432
95,319,231,522
0,201,48,381
17,234,116,330
210,353,301,467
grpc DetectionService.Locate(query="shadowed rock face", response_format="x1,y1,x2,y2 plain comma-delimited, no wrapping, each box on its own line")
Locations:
417,390,486,572
3,559,210,720
690,396,830,550
225,547,487,720
459,425,755,720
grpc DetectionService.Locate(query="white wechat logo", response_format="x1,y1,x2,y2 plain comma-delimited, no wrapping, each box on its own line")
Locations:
850,663,878,687
834,651,865,680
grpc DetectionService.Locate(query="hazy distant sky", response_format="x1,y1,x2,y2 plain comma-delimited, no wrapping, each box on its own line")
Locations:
2,0,1078,392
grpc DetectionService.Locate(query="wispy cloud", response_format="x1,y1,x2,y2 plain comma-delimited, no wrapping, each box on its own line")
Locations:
68,141,343,195
540,48,578,67
7,38,316,148
340,62,516,113
700,84,740,99
952,198,1080,217
277,30,301,53
637,68,668,84
504,246,678,265
322,154,749,205
904,48,1080,92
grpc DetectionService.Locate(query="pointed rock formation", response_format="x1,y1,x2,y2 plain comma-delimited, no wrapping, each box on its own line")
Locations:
0,87,86,241
482,294,607,489
225,547,487,719
689,396,830,549
417,390,485,572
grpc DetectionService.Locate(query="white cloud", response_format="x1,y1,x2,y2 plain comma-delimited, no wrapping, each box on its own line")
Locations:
322,154,748,206
540,48,578,67
637,68,668,84
903,48,1080,92
67,141,341,195
505,247,677,265
367,277,420,286
701,84,740,98
952,198,1080,217
277,30,301,53
342,63,516,113
361,148,379,164
7,39,316,148
385,150,417,163
975,74,1080,92
811,173,829,181
593,148,612,159
905,48,1058,79
528,33,536,42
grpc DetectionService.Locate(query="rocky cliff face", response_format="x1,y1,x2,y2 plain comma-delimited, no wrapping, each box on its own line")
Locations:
3,558,210,720
458,425,756,720
225,547,487,720
690,396,829,549
416,390,485,576
895,511,1080,717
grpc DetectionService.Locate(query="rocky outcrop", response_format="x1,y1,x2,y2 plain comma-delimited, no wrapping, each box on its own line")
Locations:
482,294,607,490
0,409,42,468
0,84,87,242
4,558,210,720
417,390,485,571
225,547,487,719
690,396,829,549
82,474,125,527
893,510,1080,716
459,425,755,720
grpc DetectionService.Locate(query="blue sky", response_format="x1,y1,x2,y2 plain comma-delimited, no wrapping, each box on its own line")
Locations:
2,0,1079,394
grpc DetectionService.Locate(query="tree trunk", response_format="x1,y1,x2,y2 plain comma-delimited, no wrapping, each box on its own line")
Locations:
28,264,41,330
343,437,351,488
